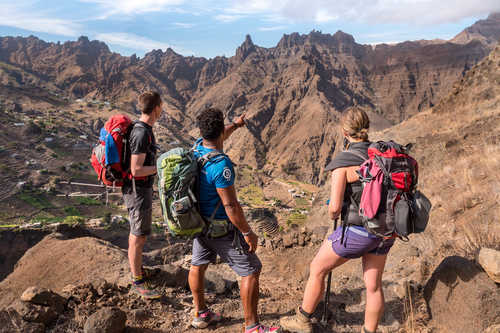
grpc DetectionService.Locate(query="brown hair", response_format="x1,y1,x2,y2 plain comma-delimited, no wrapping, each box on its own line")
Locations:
341,106,370,141
332,107,370,158
137,91,162,115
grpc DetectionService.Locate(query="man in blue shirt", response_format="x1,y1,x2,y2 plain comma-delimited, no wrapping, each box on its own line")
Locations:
189,108,280,333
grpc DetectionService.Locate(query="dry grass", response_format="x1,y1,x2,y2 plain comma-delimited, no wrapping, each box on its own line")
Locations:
403,281,415,333
425,141,500,257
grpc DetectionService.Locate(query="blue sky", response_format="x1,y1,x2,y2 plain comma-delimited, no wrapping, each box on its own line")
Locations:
0,0,499,59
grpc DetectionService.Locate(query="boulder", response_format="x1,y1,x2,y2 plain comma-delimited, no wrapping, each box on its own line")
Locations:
154,264,189,288
0,309,45,333
83,307,126,333
424,256,500,332
204,270,238,295
21,286,67,313
10,300,58,324
478,247,500,283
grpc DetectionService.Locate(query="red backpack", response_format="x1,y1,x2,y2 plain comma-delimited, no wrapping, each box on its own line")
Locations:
90,115,148,187
356,141,427,239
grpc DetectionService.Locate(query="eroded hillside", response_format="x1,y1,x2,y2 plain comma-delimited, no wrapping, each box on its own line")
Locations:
1,13,499,183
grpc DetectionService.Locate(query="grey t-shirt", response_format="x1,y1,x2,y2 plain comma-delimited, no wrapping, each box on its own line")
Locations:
123,121,157,191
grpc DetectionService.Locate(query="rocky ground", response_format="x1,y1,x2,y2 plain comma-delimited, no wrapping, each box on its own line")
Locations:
0,217,498,333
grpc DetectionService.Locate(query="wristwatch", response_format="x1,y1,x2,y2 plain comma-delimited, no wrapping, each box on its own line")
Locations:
242,229,253,236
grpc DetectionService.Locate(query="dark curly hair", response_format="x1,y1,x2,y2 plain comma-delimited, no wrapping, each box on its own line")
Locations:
197,108,225,140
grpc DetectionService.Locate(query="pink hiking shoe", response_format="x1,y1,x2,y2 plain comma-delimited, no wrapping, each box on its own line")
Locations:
191,309,222,329
245,323,281,333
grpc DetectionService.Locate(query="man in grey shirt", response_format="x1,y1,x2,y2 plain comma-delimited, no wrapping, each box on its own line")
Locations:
122,91,162,299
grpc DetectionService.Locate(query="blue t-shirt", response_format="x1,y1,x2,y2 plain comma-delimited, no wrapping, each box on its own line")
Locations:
193,138,235,220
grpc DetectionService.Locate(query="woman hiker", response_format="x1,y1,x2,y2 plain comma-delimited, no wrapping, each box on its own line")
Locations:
279,107,395,333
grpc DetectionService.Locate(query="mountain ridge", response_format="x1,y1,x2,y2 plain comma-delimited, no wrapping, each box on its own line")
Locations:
1,15,499,183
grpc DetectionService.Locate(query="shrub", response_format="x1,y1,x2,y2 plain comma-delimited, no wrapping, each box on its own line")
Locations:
64,215,85,225
63,206,80,216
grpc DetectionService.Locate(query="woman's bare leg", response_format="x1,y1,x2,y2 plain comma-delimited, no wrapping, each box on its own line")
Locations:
362,253,388,332
301,239,349,314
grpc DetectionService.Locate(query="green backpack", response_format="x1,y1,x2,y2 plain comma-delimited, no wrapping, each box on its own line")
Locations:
157,147,224,238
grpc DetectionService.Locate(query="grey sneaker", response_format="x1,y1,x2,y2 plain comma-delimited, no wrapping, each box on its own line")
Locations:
279,307,313,333
191,309,222,329
130,282,161,299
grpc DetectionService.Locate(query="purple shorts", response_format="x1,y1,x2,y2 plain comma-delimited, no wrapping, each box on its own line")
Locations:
328,226,395,259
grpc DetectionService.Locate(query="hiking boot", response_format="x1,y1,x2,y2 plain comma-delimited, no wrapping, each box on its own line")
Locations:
245,323,281,333
130,282,161,299
279,308,313,333
191,309,222,329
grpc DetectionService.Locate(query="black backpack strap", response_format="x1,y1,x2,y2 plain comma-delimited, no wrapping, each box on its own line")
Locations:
197,151,226,167
209,200,222,221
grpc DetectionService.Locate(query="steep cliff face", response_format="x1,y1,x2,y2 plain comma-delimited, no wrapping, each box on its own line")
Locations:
365,40,489,123
452,12,500,46
0,15,498,183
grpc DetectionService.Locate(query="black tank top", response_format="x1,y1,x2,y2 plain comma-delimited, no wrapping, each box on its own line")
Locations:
324,141,370,225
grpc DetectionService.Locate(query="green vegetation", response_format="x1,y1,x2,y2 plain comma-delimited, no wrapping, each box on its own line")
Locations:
18,191,53,209
239,184,266,207
64,215,85,225
63,206,80,216
31,215,64,224
151,223,164,234
0,224,18,228
294,197,310,208
103,212,111,224
281,161,299,175
286,210,308,225
75,197,102,206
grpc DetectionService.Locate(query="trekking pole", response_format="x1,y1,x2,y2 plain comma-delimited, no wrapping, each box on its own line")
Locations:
321,218,338,326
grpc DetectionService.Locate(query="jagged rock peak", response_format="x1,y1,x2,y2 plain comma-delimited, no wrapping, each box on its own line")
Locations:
333,30,356,42
77,36,90,43
236,34,256,61
73,36,110,53
144,49,164,58
277,32,304,49
303,30,356,46
243,34,254,47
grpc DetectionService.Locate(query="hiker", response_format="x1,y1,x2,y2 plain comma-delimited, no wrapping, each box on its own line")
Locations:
123,91,162,299
188,108,280,333
280,107,394,333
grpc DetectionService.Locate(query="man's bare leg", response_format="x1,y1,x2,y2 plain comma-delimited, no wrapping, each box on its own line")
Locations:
240,271,260,327
129,234,147,277
189,264,209,313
